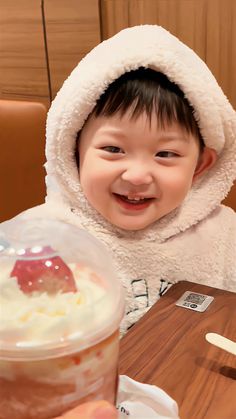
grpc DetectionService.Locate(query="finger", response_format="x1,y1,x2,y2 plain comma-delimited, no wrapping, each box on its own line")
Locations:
56,400,118,419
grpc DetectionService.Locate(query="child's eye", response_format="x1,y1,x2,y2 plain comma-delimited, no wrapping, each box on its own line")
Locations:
156,151,179,158
102,146,123,153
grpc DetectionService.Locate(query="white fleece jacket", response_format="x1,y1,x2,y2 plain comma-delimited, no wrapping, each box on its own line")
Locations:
3,25,236,333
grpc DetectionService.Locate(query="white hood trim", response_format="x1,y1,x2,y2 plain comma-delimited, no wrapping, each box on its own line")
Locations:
45,25,236,241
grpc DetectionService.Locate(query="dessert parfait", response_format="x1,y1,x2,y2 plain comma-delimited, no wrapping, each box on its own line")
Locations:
0,218,124,419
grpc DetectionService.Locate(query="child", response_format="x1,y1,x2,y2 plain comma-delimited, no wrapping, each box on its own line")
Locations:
5,25,236,334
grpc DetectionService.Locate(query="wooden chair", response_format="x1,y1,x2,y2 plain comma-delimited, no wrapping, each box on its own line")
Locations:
0,100,47,222
223,182,236,212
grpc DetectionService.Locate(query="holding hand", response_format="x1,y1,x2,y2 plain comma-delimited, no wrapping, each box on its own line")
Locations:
54,400,118,419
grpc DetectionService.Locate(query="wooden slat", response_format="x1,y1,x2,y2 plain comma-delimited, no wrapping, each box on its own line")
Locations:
100,0,236,109
100,0,129,40
101,0,207,60
150,0,207,60
0,0,50,106
44,0,101,98
205,0,236,110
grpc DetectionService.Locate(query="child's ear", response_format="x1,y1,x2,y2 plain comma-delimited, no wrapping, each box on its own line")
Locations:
193,147,217,182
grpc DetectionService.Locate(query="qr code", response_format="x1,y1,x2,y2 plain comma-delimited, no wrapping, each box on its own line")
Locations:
184,293,206,305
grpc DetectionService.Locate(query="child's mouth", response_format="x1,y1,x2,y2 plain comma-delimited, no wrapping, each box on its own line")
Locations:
113,193,153,210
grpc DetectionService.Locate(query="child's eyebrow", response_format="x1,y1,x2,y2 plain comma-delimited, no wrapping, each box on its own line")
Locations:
101,127,124,135
157,133,190,143
97,127,127,139
96,127,191,143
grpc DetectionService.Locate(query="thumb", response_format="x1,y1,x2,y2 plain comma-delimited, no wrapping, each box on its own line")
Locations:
57,400,118,419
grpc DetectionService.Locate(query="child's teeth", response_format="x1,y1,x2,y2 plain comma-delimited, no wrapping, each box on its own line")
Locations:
128,196,143,201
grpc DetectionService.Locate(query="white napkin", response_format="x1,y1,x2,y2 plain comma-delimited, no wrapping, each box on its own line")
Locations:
117,375,179,418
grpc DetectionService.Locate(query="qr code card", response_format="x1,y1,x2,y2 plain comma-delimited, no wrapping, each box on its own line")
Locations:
176,291,214,312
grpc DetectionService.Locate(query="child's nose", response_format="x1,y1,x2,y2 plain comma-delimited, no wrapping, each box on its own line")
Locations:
121,164,153,185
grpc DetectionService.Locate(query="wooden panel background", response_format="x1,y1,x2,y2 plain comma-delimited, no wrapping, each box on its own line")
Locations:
1,0,235,109
0,0,50,106
44,0,101,98
100,0,236,111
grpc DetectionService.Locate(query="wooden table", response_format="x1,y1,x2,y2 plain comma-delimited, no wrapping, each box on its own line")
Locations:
119,281,236,419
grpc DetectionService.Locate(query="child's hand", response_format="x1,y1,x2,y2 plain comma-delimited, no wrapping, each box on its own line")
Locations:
53,400,118,419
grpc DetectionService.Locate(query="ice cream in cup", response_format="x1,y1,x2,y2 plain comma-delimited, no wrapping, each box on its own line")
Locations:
0,218,125,419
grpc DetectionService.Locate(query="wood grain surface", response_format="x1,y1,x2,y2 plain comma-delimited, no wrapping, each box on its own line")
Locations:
2,0,236,110
0,0,49,106
101,0,236,110
119,281,236,419
44,0,101,98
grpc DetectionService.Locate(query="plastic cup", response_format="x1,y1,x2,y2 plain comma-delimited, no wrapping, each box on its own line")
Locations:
0,218,124,419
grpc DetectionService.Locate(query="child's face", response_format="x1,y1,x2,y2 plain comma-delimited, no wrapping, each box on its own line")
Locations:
78,111,213,230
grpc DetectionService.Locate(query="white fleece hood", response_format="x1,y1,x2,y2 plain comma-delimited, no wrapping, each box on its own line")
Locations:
45,25,236,241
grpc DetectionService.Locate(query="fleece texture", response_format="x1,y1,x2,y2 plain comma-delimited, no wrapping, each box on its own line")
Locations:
5,25,236,333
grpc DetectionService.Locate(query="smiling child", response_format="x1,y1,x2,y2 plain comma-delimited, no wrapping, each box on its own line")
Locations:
4,25,236,334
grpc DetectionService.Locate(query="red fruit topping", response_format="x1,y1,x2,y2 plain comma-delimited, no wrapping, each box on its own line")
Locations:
72,355,81,365
10,246,77,295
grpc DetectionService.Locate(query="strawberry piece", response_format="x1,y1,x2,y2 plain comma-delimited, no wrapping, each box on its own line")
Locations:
10,246,77,295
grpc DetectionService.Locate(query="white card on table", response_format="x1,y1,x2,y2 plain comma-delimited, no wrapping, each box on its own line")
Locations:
175,291,214,312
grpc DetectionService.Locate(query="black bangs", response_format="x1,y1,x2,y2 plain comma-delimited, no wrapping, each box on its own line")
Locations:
93,67,204,146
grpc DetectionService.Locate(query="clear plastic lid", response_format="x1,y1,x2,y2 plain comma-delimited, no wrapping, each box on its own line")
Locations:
0,218,125,360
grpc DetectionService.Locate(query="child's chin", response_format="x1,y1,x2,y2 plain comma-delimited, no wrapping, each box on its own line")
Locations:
110,218,156,231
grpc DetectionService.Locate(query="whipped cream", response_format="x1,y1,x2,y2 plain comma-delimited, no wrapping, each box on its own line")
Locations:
0,263,115,347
